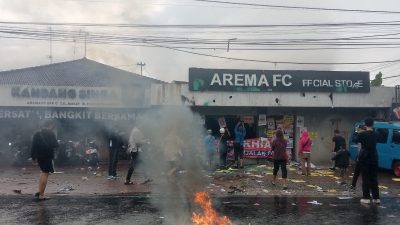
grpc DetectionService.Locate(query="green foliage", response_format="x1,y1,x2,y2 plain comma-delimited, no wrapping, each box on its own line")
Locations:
371,72,382,87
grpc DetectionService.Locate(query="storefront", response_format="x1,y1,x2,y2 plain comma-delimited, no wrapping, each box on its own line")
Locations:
153,68,395,163
0,58,161,160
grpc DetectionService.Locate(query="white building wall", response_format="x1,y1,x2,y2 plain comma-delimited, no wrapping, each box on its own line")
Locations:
152,83,394,108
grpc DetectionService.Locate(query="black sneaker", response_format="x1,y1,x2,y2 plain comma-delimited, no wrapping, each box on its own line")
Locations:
349,185,356,190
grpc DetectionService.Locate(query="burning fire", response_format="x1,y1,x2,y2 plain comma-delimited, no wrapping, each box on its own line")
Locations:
192,192,232,225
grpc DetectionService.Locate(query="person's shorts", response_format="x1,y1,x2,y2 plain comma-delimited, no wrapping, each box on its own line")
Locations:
302,152,311,160
37,158,54,173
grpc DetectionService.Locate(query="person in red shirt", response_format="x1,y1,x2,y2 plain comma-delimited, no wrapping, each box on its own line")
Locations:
298,130,312,176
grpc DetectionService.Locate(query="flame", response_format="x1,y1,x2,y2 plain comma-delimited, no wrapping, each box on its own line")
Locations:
192,192,232,225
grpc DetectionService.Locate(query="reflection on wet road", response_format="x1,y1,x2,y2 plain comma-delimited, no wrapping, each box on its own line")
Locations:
0,195,398,225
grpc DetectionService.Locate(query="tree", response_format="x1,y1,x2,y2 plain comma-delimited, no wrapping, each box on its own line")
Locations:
371,72,382,87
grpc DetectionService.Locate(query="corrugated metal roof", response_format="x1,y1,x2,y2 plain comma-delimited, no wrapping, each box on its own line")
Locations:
0,58,163,87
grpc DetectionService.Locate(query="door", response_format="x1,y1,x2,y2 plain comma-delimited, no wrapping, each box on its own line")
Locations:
376,127,391,169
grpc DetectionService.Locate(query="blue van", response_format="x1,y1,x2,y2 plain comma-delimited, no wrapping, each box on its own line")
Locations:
349,121,400,177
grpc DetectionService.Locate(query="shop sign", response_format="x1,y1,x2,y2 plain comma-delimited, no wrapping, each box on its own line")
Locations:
296,116,305,127
0,85,125,108
0,108,136,121
189,68,370,93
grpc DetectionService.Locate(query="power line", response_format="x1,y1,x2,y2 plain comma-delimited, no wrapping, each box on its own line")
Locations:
193,0,400,15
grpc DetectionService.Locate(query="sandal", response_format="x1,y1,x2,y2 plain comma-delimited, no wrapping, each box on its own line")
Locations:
34,192,40,198
124,181,134,185
37,197,51,201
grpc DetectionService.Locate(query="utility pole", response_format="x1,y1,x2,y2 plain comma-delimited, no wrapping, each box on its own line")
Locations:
137,62,146,76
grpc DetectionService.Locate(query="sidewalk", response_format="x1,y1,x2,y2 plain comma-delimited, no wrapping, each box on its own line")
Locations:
1,161,399,198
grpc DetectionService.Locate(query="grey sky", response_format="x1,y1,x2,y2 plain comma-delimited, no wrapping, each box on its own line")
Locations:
0,0,400,85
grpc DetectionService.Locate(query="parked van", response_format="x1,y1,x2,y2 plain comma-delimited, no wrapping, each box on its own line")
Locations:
349,121,400,177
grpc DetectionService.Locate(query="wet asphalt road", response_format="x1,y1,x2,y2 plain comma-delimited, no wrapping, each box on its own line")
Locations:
0,195,398,225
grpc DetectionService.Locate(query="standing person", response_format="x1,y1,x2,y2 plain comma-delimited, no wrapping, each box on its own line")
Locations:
108,128,121,180
31,120,59,200
204,129,216,169
271,130,288,189
353,118,380,204
233,121,246,169
218,127,229,170
164,129,184,177
125,127,145,185
298,130,312,176
331,129,346,170
331,146,350,185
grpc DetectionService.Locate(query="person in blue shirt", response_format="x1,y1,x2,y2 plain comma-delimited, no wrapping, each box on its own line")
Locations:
204,129,216,169
234,121,246,169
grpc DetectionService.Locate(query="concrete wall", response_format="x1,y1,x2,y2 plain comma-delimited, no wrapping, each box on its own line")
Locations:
152,83,395,108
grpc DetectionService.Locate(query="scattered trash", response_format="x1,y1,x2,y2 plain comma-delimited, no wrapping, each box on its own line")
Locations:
253,203,260,206
327,189,337,193
141,179,152,184
178,170,187,174
379,206,387,209
262,189,269,193
82,176,88,181
256,180,263,183
378,185,388,189
338,196,353,200
228,186,245,194
381,191,389,195
13,189,21,194
80,168,85,171
387,215,396,218
58,186,75,193
282,190,291,194
250,174,264,178
256,165,267,168
159,217,164,219
392,178,400,182
21,168,26,171
96,172,102,177
223,202,231,204
53,171,64,174
307,185,317,188
220,188,226,192
290,179,306,183
291,203,296,206
307,200,322,205
329,204,337,207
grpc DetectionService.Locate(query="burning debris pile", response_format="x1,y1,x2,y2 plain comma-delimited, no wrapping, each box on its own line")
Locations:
192,192,232,225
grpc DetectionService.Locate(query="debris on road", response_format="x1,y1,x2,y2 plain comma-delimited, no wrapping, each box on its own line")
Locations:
307,200,322,205
12,189,21,194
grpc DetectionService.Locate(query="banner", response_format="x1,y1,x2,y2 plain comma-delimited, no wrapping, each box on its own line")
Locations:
189,68,370,93
258,114,266,126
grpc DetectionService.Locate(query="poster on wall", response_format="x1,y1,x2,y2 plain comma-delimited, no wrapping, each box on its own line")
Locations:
218,117,226,128
258,114,266,126
296,116,305,127
267,117,275,129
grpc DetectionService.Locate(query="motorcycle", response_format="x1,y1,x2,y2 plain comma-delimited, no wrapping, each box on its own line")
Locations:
55,140,84,166
9,141,30,166
85,140,99,166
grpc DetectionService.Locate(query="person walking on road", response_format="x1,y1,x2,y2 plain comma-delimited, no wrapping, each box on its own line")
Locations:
31,120,59,200
298,130,312,176
233,121,246,169
125,127,145,185
352,118,380,204
331,146,350,185
271,130,288,189
108,128,122,180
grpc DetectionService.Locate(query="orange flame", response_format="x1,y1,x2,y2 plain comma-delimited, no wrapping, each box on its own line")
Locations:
192,192,232,225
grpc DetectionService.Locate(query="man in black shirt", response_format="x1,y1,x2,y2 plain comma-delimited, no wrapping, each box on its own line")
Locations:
331,129,346,170
353,118,380,204
31,120,59,200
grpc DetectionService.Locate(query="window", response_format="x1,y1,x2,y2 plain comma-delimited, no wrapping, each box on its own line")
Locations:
392,129,400,145
376,128,389,144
